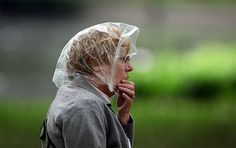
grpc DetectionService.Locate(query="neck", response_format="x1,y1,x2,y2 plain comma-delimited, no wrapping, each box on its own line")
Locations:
88,76,115,98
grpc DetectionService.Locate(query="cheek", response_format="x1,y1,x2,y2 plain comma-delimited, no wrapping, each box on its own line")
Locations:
115,64,126,81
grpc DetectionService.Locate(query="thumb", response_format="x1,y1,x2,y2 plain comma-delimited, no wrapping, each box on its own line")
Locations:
118,93,132,110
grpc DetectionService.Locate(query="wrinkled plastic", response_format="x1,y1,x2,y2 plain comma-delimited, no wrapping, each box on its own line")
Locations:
52,22,139,92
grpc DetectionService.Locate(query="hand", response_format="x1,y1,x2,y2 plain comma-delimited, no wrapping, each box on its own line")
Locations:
116,80,135,125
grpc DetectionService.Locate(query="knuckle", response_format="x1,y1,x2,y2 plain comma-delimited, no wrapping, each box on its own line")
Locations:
130,81,135,85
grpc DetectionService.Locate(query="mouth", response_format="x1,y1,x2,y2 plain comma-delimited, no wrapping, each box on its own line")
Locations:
126,74,129,79
125,76,129,80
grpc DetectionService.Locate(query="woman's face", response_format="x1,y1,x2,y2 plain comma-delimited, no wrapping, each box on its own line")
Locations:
113,48,133,85
92,39,133,94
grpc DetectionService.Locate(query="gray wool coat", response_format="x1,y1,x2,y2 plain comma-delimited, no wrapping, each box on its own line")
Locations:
46,76,134,148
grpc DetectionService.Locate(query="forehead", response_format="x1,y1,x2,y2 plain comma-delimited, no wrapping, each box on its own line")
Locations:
117,38,130,56
118,47,129,57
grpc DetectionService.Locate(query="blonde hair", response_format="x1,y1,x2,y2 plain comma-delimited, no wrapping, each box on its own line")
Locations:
66,25,130,78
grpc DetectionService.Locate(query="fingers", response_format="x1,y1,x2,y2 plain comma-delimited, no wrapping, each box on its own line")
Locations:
118,87,135,99
118,93,133,113
122,93,133,105
117,83,134,90
117,80,135,125
120,80,134,85
118,93,132,110
117,80,135,92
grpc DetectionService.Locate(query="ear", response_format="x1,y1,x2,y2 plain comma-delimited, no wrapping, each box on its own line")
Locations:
87,56,100,72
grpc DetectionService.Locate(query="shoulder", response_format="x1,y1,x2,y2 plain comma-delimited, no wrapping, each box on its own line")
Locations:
55,84,107,118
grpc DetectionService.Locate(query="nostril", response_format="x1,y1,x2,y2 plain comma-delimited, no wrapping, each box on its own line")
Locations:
126,65,133,72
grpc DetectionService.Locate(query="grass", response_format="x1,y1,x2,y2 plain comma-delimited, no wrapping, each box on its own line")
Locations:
131,97,236,148
0,96,235,148
0,99,51,147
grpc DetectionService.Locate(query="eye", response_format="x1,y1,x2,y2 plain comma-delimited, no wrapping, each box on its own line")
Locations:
117,55,130,63
124,56,130,63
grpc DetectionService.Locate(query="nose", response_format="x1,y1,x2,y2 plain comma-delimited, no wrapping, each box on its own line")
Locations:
126,63,133,72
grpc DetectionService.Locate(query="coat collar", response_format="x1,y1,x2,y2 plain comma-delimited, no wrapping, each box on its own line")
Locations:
70,75,111,105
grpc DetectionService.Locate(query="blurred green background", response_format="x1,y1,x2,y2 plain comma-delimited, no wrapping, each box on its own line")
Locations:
0,0,235,147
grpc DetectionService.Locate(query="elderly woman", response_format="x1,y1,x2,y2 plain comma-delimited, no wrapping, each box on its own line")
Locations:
40,22,139,148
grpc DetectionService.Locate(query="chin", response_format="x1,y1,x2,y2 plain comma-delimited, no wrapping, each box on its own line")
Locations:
108,86,116,97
